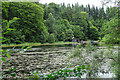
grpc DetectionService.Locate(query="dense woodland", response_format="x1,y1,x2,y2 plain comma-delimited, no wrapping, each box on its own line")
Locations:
2,2,119,44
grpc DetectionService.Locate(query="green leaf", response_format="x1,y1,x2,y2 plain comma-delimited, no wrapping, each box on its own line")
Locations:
88,64,90,67
0,37,4,39
11,73,16,77
65,73,69,77
21,46,26,49
2,57,6,62
34,72,38,76
6,54,10,58
82,70,87,73
77,66,81,71
67,69,72,72
26,46,32,49
8,68,12,73
6,49,9,52
79,73,82,75
86,65,90,70
78,75,81,78
86,68,90,70
7,28,15,31
0,49,5,52
1,40,7,42
2,50,7,54
10,47,15,53
3,31,8,34
73,68,76,73
75,73,78,76
82,65,85,69
29,76,33,79
29,49,32,50
12,66,16,71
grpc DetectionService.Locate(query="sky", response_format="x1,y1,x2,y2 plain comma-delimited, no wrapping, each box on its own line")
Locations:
39,0,103,8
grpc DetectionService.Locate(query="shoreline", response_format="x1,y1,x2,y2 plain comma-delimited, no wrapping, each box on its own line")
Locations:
1,42,78,48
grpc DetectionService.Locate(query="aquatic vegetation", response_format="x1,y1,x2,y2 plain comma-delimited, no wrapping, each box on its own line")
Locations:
68,43,119,78
69,46,83,58
85,43,97,54
1,46,32,78
30,64,90,79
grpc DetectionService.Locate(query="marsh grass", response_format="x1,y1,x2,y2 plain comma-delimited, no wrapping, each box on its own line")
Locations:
85,43,97,54
68,43,119,78
93,50,104,59
68,45,83,58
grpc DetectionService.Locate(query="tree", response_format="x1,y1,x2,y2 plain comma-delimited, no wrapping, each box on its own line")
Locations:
48,34,55,43
44,2,60,20
2,2,47,43
44,13,56,34
65,29,74,41
100,3,119,44
72,25,84,40
58,32,66,41
2,2,9,20
101,17,119,44
99,7,105,19
105,7,118,20
39,29,49,43
2,17,25,44
86,4,91,17
65,4,73,21
89,24,99,40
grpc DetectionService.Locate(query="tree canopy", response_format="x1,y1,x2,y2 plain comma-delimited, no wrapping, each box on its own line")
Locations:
2,2,119,44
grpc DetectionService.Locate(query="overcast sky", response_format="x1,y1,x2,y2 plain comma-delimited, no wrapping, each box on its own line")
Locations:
39,0,103,8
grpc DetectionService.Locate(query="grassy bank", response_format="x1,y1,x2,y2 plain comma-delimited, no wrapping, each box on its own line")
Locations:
1,42,76,48
1,41,119,48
